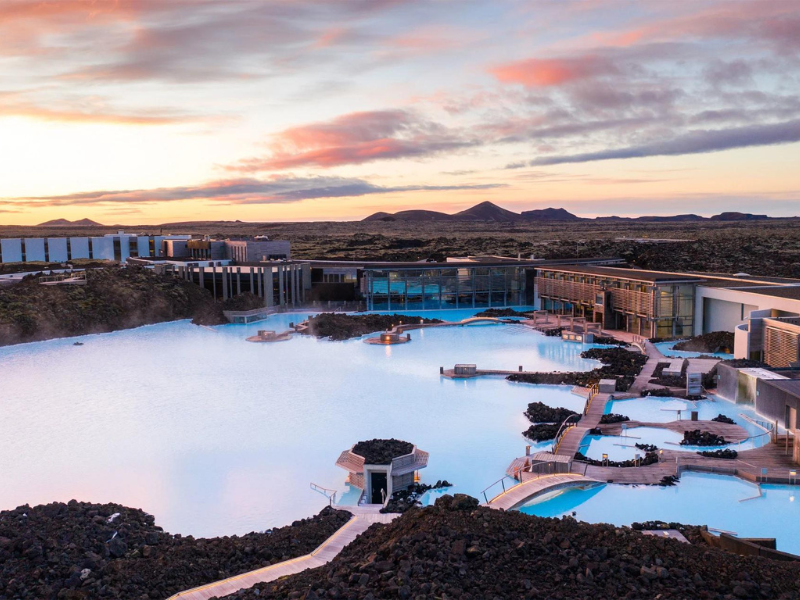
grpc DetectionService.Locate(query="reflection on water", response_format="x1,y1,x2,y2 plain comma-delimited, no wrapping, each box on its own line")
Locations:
0,309,598,537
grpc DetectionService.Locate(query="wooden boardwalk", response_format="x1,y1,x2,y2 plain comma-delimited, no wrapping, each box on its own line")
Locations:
554,392,612,458
166,506,397,600
486,474,602,511
599,419,750,442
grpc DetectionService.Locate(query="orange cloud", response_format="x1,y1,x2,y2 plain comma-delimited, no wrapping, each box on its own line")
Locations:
229,110,475,171
490,55,618,87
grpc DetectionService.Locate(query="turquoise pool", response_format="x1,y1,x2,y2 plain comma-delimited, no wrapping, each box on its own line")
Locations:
519,472,800,555
655,341,733,360
578,395,774,460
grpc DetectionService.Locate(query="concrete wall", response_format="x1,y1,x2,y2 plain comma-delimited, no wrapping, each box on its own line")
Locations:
755,380,800,430
47,238,68,262
0,239,22,263
69,237,90,259
697,285,800,336
702,297,755,333
25,238,46,262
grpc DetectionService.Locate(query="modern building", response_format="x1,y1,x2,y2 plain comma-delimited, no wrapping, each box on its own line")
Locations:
0,232,192,264
304,257,625,310
533,265,800,347
535,265,700,338
162,236,291,262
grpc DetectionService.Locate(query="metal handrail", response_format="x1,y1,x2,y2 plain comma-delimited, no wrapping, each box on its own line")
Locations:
309,482,337,506
552,413,582,453
480,476,517,504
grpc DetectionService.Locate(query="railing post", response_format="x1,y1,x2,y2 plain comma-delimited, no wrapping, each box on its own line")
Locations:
501,479,506,492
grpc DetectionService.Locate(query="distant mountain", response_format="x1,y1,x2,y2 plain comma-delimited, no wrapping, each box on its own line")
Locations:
37,218,103,227
520,207,581,221
453,201,522,222
363,209,453,222
710,212,769,221
363,202,581,223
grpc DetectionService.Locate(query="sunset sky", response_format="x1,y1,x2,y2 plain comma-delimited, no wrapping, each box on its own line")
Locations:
1,0,799,224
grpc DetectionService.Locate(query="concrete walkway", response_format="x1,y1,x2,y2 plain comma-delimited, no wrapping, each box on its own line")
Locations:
166,506,397,600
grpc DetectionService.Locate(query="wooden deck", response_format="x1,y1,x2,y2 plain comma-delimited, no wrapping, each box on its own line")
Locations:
486,474,602,511
581,442,799,485
166,506,397,600
554,392,612,458
599,419,750,442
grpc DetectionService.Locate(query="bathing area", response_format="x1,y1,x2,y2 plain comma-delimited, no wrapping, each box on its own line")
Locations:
1,307,798,554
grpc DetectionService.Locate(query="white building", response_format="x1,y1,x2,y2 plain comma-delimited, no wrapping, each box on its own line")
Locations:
0,232,192,264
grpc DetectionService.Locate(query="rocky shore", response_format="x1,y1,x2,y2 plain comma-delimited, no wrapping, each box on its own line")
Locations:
0,266,225,346
302,313,442,341
224,494,800,600
0,501,349,600
508,347,648,392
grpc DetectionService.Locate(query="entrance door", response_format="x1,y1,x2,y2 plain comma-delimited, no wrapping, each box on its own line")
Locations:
370,472,387,504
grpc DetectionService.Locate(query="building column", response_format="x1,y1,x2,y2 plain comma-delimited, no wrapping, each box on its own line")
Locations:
222,267,228,299
278,265,285,306
266,268,274,307
198,267,205,291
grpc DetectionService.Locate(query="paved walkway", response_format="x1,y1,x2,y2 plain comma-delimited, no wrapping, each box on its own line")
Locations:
166,506,397,600
554,392,611,458
486,474,601,511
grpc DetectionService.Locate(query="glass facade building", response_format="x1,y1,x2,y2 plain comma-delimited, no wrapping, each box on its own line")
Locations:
536,266,700,338
363,265,529,311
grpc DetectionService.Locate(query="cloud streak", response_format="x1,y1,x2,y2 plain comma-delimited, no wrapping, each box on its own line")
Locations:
525,119,800,166
2,176,504,207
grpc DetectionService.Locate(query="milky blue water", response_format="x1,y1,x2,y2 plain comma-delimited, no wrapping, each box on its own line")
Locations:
579,395,773,460
519,472,800,555
0,308,599,537
655,341,733,360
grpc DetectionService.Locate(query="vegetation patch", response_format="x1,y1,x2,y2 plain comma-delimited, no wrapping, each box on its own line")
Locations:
303,313,442,341
352,438,414,464
0,266,224,346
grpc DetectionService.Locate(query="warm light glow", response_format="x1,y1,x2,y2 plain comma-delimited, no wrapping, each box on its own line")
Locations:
1,1,799,224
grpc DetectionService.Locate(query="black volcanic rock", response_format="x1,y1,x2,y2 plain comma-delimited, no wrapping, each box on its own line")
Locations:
228,496,800,600
352,439,414,464
0,501,350,600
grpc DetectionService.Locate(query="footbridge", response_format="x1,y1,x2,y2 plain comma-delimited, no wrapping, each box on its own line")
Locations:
484,473,602,511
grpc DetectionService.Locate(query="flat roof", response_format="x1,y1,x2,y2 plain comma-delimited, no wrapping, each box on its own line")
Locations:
301,257,624,270
735,286,800,301
535,264,703,283
740,368,788,380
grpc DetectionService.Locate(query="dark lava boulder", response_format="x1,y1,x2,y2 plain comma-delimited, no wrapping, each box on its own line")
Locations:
352,438,414,464
226,495,800,600
0,501,349,600
674,331,734,354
